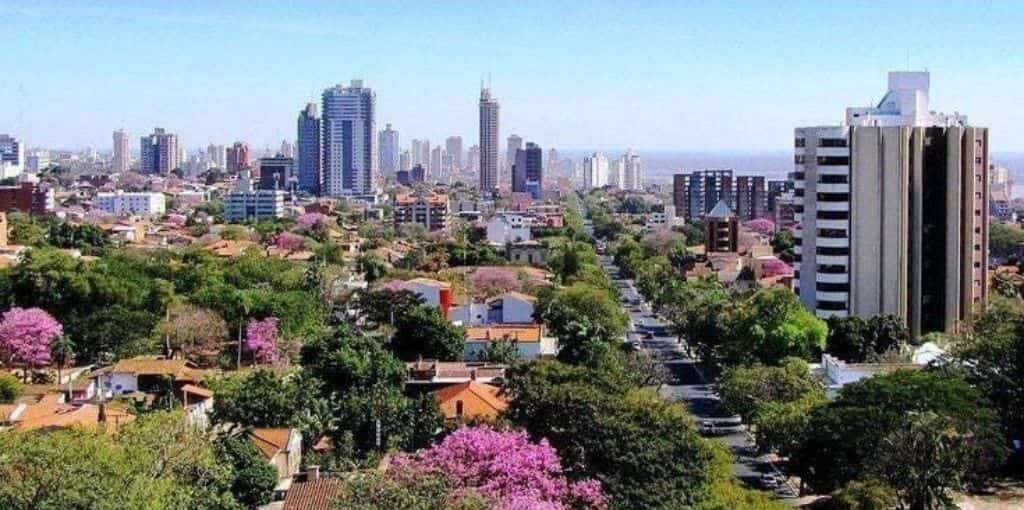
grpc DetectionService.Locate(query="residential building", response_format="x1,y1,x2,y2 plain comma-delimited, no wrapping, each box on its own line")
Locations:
467,144,480,174
225,170,285,221
249,428,303,499
226,142,251,173
485,213,532,245
258,155,294,190
112,130,130,172
505,134,522,174
95,191,166,216
411,139,429,167
773,191,798,230
322,79,379,200
24,150,49,173
672,169,734,220
445,136,463,169
794,71,987,338
296,103,322,194
0,135,23,179
463,324,556,360
768,179,795,214
735,175,768,220
384,278,453,316
430,145,443,180
512,142,543,199
705,200,738,252
479,87,500,192
139,128,179,174
378,123,400,177
393,190,451,232
410,164,425,184
93,357,203,398
434,382,508,421
583,152,609,189
207,144,226,169
399,150,411,172
619,149,643,190
0,178,54,214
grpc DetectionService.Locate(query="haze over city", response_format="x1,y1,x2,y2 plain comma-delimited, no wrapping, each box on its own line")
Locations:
4,1,1024,153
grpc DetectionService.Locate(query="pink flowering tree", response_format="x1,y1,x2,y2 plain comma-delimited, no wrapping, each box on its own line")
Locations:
390,426,607,510
744,218,776,236
295,212,326,231
164,213,188,226
0,307,62,380
244,317,281,365
471,267,523,298
761,257,794,277
274,231,306,252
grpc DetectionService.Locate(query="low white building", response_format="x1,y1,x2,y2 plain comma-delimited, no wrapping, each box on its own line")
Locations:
95,191,166,216
486,213,532,245
225,170,285,222
463,324,557,360
450,291,537,326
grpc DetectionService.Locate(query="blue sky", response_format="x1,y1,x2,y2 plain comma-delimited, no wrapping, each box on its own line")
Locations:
3,1,1023,153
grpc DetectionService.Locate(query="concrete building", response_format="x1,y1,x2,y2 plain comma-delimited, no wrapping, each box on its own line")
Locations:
139,128,179,175
445,136,463,169
0,135,23,179
379,123,400,177
486,213,532,245
411,139,429,167
619,149,643,191
258,155,294,191
296,103,322,194
583,153,609,190
467,144,480,174
672,170,733,220
735,175,767,220
794,71,987,338
112,130,130,173
704,200,738,252
0,178,54,214
226,142,251,173
393,190,451,232
512,142,543,199
322,80,379,200
225,170,285,222
207,144,226,169
95,191,166,216
479,87,500,192
505,134,522,175
430,145,443,181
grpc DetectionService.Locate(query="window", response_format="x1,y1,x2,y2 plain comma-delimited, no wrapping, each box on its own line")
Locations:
817,210,849,220
792,172,805,180
816,282,850,292
456,400,464,416
817,193,850,201
817,228,847,238
816,156,850,165
795,189,805,197
818,138,848,147
795,138,806,148
816,246,849,256
817,264,847,274
818,174,848,184
817,300,848,311
795,155,806,164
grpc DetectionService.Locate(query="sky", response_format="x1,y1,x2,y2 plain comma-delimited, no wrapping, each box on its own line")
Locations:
3,1,1024,154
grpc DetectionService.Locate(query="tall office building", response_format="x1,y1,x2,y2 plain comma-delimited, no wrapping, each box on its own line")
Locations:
512,142,543,199
430,146,443,180
410,139,429,167
379,123,400,177
258,155,294,191
139,128,179,175
620,149,643,190
399,150,412,172
506,134,523,172
547,148,560,175
467,145,480,174
583,153,609,190
112,130,130,173
207,144,227,169
226,142,251,173
479,87,500,192
0,135,24,179
297,103,322,194
794,71,987,338
445,136,463,169
322,79,379,200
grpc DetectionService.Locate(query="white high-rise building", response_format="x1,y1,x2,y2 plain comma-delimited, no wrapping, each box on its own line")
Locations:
379,124,400,177
112,130,130,173
322,79,379,200
620,149,642,191
0,135,24,179
430,146,443,180
479,87,500,192
445,136,463,169
583,153,609,190
207,144,227,169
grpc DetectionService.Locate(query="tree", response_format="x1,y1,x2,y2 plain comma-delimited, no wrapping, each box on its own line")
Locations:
791,370,1005,497
211,369,301,428
477,335,519,364
716,358,824,422
388,426,608,509
0,307,62,379
539,282,628,347
661,276,734,368
154,304,229,366
545,240,599,282
215,434,279,509
469,266,522,297
723,287,827,366
356,254,388,283
826,315,910,363
6,212,47,246
273,231,306,252
391,305,466,361
989,221,1024,260
619,195,649,214
770,229,795,262
0,373,20,403
244,317,281,365
51,335,76,385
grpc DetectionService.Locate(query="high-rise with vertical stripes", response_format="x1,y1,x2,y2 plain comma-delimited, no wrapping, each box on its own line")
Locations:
478,87,500,193
112,130,130,173
794,71,987,338
296,103,322,194
322,80,379,200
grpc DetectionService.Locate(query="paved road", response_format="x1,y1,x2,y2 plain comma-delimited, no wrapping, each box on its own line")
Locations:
599,256,799,501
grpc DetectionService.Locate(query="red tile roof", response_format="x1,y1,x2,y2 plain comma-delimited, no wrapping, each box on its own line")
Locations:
282,478,342,510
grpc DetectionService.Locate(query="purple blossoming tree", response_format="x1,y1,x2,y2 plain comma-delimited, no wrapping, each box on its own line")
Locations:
0,307,62,377
390,426,608,510
744,218,776,236
471,267,523,298
274,232,306,252
244,317,281,365
295,212,327,231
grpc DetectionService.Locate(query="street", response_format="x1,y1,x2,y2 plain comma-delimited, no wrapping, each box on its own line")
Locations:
599,255,799,501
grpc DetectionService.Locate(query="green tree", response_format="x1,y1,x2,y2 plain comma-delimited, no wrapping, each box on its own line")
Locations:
390,305,466,361
538,282,628,347
791,370,1005,496
215,434,279,509
210,369,302,428
723,287,827,366
989,221,1024,260
477,335,519,364
357,253,388,282
661,276,735,369
0,373,21,403
6,212,47,246
716,358,824,421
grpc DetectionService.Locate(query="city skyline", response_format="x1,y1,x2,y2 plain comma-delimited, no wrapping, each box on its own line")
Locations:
4,2,1023,152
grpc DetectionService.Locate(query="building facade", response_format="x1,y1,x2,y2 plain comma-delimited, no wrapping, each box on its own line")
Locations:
258,155,294,191
445,136,463,169
226,142,251,173
378,123,399,178
479,87,500,193
95,191,166,216
112,130,130,173
207,144,226,169
0,135,23,179
322,80,378,200
139,128,179,175
583,153,609,190
619,149,643,191
512,142,543,199
393,190,451,232
735,175,767,221
0,179,54,214
225,171,285,222
296,103,322,195
794,71,987,338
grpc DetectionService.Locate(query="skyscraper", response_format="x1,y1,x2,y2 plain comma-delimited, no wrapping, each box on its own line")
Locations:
512,142,543,199
583,153,609,190
619,149,643,191
139,128,179,175
794,71,987,338
399,150,412,172
410,139,429,167
467,145,480,174
322,79,379,200
112,130,130,173
226,142,251,173
430,146,443,181
297,103,322,194
379,123,400,177
479,87,500,192
207,144,227,169
506,134,523,172
445,136,463,169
